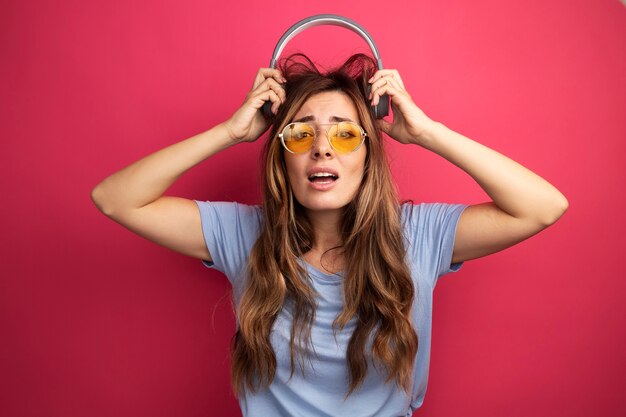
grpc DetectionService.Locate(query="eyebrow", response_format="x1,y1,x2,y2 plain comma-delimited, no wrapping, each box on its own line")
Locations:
292,115,355,123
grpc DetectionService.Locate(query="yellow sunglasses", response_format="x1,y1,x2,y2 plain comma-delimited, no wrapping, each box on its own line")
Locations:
279,121,367,154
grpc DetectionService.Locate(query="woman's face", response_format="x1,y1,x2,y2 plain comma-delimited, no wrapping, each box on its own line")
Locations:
283,90,367,215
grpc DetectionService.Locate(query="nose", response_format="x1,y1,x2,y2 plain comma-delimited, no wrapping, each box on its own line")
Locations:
311,129,333,159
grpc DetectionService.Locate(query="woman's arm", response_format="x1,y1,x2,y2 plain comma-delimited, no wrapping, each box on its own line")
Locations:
90,124,236,261
415,122,568,263
369,70,568,264
91,68,286,261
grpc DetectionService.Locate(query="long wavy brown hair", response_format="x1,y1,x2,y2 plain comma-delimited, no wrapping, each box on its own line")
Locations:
231,53,417,399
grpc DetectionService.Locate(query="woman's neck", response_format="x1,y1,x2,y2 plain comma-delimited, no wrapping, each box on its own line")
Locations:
305,208,343,252
302,208,346,274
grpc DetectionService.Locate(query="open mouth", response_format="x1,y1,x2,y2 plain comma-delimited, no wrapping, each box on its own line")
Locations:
308,172,339,183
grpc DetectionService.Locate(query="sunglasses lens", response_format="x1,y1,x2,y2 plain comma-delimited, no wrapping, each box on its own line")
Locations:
282,123,315,153
330,122,363,153
281,122,365,153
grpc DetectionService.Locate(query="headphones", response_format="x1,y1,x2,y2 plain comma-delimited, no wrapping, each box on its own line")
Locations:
262,14,390,119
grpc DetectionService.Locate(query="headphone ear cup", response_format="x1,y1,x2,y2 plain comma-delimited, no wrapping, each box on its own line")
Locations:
373,94,389,119
366,83,389,119
262,100,274,119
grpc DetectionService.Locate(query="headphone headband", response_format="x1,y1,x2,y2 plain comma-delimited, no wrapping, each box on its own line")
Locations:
269,14,384,70
264,14,389,119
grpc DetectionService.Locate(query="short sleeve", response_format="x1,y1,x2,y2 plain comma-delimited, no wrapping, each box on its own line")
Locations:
401,202,468,285
194,201,261,287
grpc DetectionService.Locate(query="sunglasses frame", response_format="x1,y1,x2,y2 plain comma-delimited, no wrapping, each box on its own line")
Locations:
279,121,368,154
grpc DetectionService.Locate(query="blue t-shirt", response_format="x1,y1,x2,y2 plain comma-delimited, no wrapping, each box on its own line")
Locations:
195,201,467,417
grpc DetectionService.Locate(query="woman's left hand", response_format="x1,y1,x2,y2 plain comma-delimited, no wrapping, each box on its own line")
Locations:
369,72,568,266
369,70,438,145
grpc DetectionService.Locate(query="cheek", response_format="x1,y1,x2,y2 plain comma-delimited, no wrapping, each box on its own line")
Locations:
349,151,367,179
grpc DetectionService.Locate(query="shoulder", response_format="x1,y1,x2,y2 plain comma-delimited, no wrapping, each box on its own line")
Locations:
400,201,467,228
193,201,263,284
195,200,262,225
401,201,468,281
194,200,264,249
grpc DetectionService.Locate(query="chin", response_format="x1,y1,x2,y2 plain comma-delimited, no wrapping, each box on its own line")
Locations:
295,194,355,214
303,203,347,213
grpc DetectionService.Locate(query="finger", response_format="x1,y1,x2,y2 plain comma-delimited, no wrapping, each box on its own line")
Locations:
369,76,403,98
270,89,285,114
253,68,283,87
388,69,405,89
250,89,281,113
369,69,393,81
252,68,286,89
371,82,406,107
369,70,405,90
263,78,287,104
271,97,281,115
368,69,399,83
250,77,286,104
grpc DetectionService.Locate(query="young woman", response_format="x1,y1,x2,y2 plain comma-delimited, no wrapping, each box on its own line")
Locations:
91,54,568,416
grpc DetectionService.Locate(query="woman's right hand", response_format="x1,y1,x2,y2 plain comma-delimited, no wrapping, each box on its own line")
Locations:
223,68,286,144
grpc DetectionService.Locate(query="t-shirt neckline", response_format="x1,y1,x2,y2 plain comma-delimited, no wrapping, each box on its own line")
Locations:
299,259,343,284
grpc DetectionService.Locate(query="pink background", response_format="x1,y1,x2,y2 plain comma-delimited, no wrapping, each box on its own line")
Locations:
1,0,625,416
